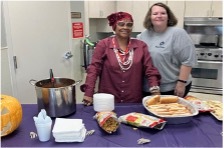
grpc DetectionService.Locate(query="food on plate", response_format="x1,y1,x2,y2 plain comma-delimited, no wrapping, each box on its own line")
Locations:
145,95,178,106
184,95,199,100
206,100,223,120
144,95,193,117
160,96,178,104
145,95,160,106
118,112,166,130
189,100,212,112
94,111,119,133
148,103,192,117
184,95,212,112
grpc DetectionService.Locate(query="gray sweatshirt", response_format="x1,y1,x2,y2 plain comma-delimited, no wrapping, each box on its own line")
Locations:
137,27,197,92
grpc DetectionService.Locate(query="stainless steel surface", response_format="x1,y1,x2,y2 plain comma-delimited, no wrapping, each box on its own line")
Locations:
218,35,223,47
184,17,223,95
190,86,222,95
30,78,82,117
184,17,223,26
196,48,223,61
189,34,218,46
191,60,223,95
184,17,223,36
82,36,96,70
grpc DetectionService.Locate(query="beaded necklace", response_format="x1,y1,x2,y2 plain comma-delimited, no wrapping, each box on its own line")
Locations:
112,37,134,71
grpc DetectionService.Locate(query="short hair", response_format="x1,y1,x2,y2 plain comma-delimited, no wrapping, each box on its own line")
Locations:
143,2,178,30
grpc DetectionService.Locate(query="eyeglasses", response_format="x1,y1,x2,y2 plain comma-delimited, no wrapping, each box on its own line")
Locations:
117,21,133,28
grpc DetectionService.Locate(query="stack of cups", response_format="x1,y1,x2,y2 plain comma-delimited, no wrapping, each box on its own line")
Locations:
33,109,52,142
93,93,115,112
35,120,52,142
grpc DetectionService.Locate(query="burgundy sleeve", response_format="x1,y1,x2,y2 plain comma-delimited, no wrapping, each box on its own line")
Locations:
142,42,161,87
84,40,106,97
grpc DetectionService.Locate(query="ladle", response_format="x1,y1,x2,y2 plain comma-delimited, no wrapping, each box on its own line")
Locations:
50,69,55,87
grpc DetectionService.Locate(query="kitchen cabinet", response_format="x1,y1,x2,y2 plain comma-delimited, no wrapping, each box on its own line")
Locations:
167,1,185,28
88,1,116,18
211,1,223,17
185,1,223,17
116,1,149,32
148,1,167,8
95,18,113,32
116,1,132,14
132,1,149,32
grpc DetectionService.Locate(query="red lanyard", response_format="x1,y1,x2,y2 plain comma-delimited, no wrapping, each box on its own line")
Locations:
112,37,131,63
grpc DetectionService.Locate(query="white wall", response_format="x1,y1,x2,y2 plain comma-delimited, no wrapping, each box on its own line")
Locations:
70,1,86,103
1,1,86,103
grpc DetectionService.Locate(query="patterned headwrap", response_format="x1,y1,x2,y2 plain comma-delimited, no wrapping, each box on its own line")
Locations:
107,12,134,30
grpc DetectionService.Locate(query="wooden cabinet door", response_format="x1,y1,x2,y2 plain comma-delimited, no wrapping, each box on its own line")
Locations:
167,1,185,28
132,1,149,32
116,1,149,32
88,1,101,18
211,1,223,17
99,1,116,18
116,1,132,13
148,0,167,8
185,1,212,17
88,1,115,18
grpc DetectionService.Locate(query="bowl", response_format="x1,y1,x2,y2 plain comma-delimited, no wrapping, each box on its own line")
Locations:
142,95,199,124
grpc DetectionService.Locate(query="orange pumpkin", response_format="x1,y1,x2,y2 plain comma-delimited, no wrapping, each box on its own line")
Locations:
1,94,23,137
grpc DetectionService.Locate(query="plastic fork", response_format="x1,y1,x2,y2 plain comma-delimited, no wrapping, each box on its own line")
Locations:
137,138,151,144
86,129,95,136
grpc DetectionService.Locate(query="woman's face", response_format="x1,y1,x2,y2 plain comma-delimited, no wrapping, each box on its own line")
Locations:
150,5,168,28
114,19,133,39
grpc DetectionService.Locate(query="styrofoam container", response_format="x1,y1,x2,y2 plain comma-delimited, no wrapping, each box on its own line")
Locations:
142,95,199,124
93,93,114,112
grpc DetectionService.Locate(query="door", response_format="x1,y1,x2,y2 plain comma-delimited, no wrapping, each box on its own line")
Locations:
191,60,223,95
3,1,73,103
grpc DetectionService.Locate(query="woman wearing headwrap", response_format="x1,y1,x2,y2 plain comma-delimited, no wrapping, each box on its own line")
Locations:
81,12,161,106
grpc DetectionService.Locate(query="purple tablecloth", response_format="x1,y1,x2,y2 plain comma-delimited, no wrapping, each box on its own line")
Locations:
1,104,222,147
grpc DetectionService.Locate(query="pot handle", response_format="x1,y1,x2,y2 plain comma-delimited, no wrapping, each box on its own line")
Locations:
73,80,82,86
29,79,37,86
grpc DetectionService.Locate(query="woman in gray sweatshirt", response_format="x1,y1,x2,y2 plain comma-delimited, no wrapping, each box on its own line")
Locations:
138,2,197,98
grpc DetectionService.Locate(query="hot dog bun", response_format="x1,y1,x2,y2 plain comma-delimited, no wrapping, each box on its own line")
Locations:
160,96,178,104
146,95,160,105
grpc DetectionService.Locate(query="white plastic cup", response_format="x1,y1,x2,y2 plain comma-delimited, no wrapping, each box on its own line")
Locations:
35,120,52,142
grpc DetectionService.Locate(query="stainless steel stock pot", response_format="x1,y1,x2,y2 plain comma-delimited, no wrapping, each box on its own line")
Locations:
29,78,81,117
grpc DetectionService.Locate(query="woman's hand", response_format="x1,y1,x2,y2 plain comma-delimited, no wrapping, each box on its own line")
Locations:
174,82,186,97
82,96,93,106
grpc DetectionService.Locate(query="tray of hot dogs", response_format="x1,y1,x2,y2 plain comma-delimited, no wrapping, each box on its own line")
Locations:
142,95,199,124
205,100,223,121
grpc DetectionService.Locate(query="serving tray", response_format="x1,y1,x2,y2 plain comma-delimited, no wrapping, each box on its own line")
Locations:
142,95,199,124
206,100,223,121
